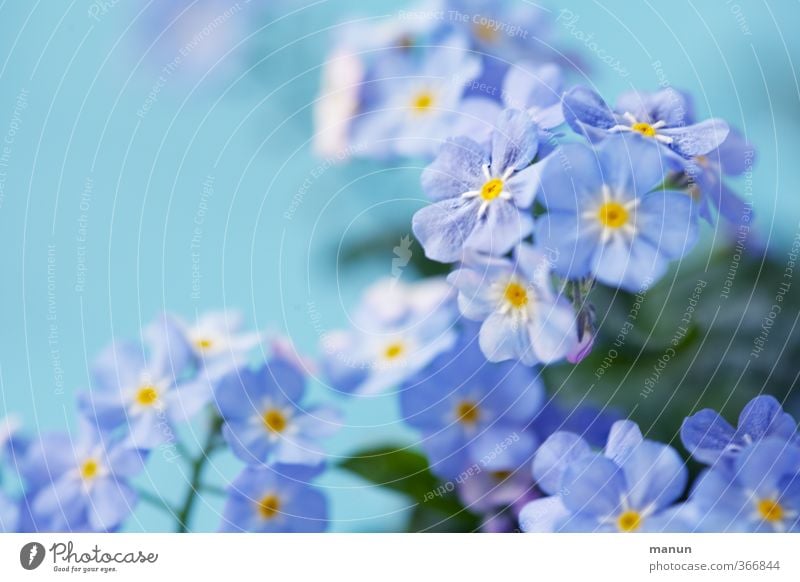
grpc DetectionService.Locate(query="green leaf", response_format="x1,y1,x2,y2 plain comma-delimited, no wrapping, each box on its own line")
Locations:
339,446,481,532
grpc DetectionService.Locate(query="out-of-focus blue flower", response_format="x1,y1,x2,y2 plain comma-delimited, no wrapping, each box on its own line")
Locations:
448,244,577,365
177,310,263,381
563,86,729,159
535,136,699,291
79,316,206,449
220,464,328,532
215,358,341,466
681,395,797,468
350,34,481,160
457,467,538,532
0,492,18,532
689,437,800,532
519,420,689,532
321,278,457,395
532,399,622,449
413,110,542,262
452,63,565,156
0,415,22,460
400,335,543,480
683,128,754,223
21,421,146,532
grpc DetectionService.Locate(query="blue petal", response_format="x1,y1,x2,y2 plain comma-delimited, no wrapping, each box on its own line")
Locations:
715,128,755,176
533,432,591,496
91,342,144,391
621,441,687,511
490,109,538,172
636,190,699,260
735,437,800,497
518,496,570,532
534,211,596,280
223,422,272,464
504,161,542,208
562,86,617,139
535,143,604,212
662,119,730,158
479,311,536,365
448,267,500,321
421,136,487,201
604,420,643,464
680,409,736,464
561,454,627,517
592,235,668,292
214,367,268,422
736,395,797,441
465,201,533,257
87,479,137,531
597,135,676,197
615,89,694,127
412,198,479,263
503,62,563,114
527,301,576,364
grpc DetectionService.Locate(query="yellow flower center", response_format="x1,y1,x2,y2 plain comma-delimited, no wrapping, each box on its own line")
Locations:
757,499,785,523
597,201,630,229
631,121,657,137
456,400,480,425
257,494,282,520
490,470,512,482
262,409,288,434
194,338,214,351
80,459,100,481
504,282,529,309
383,342,405,360
617,510,642,532
411,91,435,113
474,21,498,42
480,178,505,201
135,385,159,406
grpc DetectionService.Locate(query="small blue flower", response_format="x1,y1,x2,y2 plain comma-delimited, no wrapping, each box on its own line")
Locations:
21,421,146,532
321,278,457,395
457,467,538,530
413,109,541,263
563,86,729,159
535,135,699,291
176,310,263,381
519,421,689,532
448,244,577,365
681,395,797,467
79,316,207,449
683,128,754,223
220,463,328,532
350,34,482,159
400,334,543,480
215,358,341,466
689,437,800,532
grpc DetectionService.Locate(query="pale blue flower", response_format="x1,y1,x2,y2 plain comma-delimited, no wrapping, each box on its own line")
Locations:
689,437,800,532
681,395,797,468
220,464,328,532
519,421,689,532
350,34,482,159
448,244,577,365
563,86,729,159
535,135,699,291
321,278,457,395
215,358,341,466
400,333,543,480
413,110,542,262
21,421,146,532
0,492,18,532
79,316,207,449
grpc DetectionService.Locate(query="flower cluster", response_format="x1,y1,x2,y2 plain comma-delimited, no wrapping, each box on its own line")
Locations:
0,312,338,533
520,396,799,532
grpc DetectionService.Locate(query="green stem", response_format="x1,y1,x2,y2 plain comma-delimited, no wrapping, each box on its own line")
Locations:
137,489,177,516
175,411,224,533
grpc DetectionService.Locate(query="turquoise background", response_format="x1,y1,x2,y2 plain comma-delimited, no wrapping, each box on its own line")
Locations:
0,0,798,532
